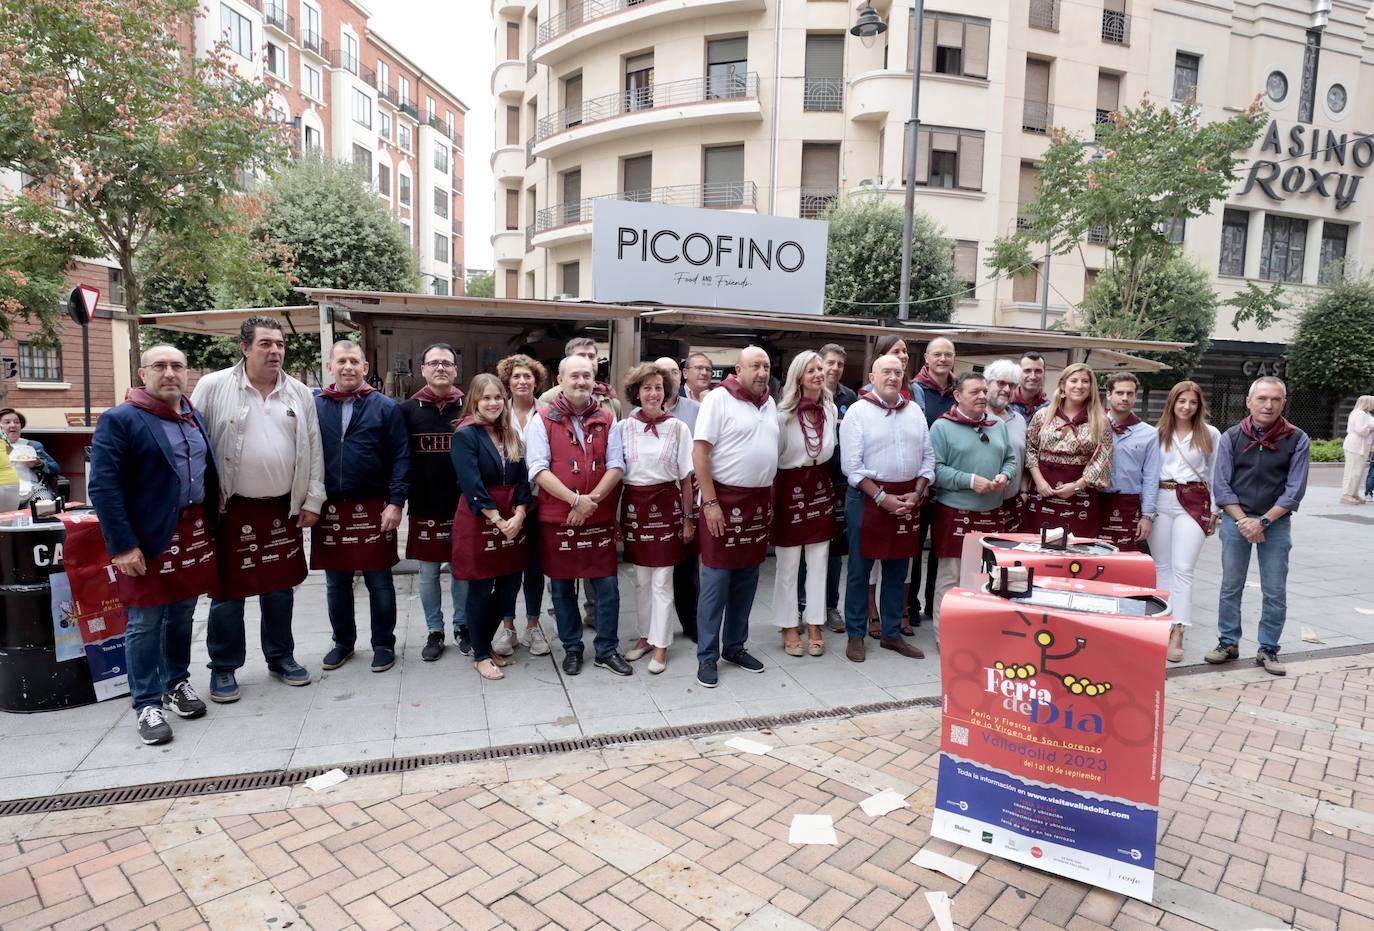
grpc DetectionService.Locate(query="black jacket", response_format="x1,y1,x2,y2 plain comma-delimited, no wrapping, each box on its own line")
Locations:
400,394,464,518
313,390,410,505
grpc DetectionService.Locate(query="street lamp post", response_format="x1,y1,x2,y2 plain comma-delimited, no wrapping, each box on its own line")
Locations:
851,1,923,321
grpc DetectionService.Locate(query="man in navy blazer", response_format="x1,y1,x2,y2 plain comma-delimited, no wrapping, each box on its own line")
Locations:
88,345,221,746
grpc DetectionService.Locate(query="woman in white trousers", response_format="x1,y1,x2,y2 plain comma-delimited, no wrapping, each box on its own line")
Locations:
771,352,838,656
1148,381,1220,663
1340,396,1374,504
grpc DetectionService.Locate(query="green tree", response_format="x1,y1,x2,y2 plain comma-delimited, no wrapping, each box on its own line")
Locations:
1288,279,1374,399
466,272,494,298
0,0,287,378
823,197,960,321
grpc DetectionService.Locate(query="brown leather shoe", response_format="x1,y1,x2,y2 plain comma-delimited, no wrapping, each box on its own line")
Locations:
846,637,866,662
880,638,925,659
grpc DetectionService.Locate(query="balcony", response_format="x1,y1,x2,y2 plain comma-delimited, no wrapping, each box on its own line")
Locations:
301,30,329,60
803,78,843,113
264,2,295,39
1016,216,1034,231
532,182,758,247
399,101,419,120
799,188,838,219
1094,107,1112,140
1028,0,1059,31
491,145,525,182
492,0,525,14
330,49,373,84
533,0,765,67
492,59,525,99
428,115,454,140
493,229,525,264
1087,225,1109,245
1101,8,1131,45
526,138,536,167
1022,100,1053,135
377,83,399,108
532,73,762,158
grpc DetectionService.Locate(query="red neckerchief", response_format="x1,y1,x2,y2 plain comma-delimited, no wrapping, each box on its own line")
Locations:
719,374,769,409
1108,410,1142,436
859,389,909,416
631,408,673,437
1052,405,1089,430
1012,386,1048,410
914,366,954,398
454,415,480,431
550,390,598,432
1239,416,1297,453
127,387,197,425
594,381,620,402
410,384,464,412
319,382,376,401
796,395,827,459
940,406,996,428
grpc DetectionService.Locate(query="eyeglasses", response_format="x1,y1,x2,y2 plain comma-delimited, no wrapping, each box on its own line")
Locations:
423,361,456,370
145,362,187,373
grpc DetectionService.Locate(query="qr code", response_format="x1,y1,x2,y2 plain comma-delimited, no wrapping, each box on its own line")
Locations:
949,724,969,747
89,617,106,633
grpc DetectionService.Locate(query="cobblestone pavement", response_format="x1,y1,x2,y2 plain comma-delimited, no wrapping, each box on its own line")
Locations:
2,651,1372,930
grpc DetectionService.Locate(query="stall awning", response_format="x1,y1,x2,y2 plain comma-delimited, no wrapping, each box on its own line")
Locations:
138,306,337,337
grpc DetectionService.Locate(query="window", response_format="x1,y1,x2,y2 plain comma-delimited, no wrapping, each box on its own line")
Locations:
379,110,391,140
399,173,411,206
433,277,449,296
302,2,321,51
377,60,390,91
1173,52,1199,102
799,142,839,217
266,42,288,79
434,142,449,173
342,32,360,73
506,105,520,146
914,126,985,190
378,164,391,197
221,3,253,60
269,106,287,124
1259,215,1307,283
1012,262,1042,303
706,37,748,98
1096,71,1120,137
398,76,411,107
703,144,745,207
108,268,127,306
1219,208,1248,277
561,169,582,223
506,189,519,230
302,63,322,100
434,232,450,264
1161,217,1185,243
427,95,437,122
351,89,372,128
447,112,455,138
911,13,990,80
434,186,449,218
1319,221,1348,283
562,74,583,126
803,35,843,111
560,261,580,298
625,53,654,112
352,144,372,180
952,241,978,297
400,221,412,244
18,342,61,383
303,125,322,151
508,269,521,298
399,123,412,151
506,21,521,60
1023,58,1051,134
623,154,652,201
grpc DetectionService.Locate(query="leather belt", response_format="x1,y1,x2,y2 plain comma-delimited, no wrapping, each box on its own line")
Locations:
1158,480,1205,490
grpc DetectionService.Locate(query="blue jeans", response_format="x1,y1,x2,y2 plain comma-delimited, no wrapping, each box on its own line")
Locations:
468,574,523,661
207,589,296,672
499,524,545,621
843,487,906,640
418,561,467,636
324,569,397,651
550,575,619,658
1365,453,1374,497
696,564,761,664
126,597,197,712
1217,513,1292,655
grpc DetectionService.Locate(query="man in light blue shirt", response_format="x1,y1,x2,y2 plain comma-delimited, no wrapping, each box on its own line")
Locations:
1099,372,1160,553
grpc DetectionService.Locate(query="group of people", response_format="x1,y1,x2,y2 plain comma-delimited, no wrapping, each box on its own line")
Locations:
86,316,1311,746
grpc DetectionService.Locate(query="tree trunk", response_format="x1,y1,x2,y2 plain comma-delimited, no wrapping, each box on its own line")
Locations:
122,254,142,391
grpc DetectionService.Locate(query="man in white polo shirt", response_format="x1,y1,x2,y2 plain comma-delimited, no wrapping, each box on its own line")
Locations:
693,346,779,688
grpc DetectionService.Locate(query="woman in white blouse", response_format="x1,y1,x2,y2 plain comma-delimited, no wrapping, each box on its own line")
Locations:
771,351,838,656
1340,396,1374,505
619,362,695,674
1148,381,1221,663
494,354,551,656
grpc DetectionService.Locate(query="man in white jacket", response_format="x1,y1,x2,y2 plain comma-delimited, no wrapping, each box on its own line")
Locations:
191,316,326,703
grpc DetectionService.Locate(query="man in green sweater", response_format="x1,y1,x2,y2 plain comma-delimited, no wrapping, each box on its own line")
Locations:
929,372,1020,642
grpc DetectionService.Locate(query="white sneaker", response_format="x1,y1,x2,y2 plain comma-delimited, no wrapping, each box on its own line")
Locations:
520,625,550,656
491,626,517,657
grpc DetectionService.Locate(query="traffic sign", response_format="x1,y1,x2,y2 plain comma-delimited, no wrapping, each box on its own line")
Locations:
66,285,99,326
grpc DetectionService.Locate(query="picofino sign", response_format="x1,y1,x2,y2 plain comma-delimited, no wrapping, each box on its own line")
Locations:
591,199,829,314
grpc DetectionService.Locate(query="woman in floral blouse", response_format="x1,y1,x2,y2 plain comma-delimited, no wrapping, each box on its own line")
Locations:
1025,363,1113,538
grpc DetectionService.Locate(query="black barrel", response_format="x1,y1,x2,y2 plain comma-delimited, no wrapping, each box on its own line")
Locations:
0,511,97,713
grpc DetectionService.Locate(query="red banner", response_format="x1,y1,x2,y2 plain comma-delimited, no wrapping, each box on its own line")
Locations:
54,511,129,701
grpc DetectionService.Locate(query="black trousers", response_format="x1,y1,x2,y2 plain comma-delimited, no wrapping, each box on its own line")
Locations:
673,554,699,641
908,523,938,620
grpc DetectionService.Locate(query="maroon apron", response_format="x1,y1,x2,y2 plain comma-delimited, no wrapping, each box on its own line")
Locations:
1026,462,1100,538
999,496,1025,534
451,485,528,580
1172,482,1214,534
310,497,398,572
211,495,308,600
1096,491,1142,551
859,479,921,561
405,513,453,562
539,520,617,580
770,465,835,548
931,501,1004,559
117,504,218,609
621,482,685,568
698,482,772,570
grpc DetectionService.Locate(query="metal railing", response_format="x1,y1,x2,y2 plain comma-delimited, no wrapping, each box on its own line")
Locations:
377,83,399,107
1094,107,1112,140
301,29,328,57
330,48,359,75
400,101,419,119
535,73,759,144
526,138,535,166
534,181,759,232
803,78,843,112
538,0,657,46
1028,0,1059,30
1022,100,1053,134
527,49,537,79
1087,225,1109,245
428,115,453,140
1101,8,1131,44
799,188,838,219
264,2,295,38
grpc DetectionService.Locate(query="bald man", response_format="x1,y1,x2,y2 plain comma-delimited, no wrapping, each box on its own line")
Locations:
655,357,700,433
907,337,957,625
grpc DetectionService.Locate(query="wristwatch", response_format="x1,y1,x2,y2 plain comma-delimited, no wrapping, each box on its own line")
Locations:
1259,516,1272,528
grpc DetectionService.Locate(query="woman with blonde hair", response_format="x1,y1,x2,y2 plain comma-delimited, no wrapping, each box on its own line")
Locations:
450,374,530,681
1340,395,1374,504
771,351,838,656
1149,381,1221,663
1025,362,1113,537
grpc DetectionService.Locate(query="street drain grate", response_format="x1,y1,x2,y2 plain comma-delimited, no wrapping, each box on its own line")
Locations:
0,695,942,818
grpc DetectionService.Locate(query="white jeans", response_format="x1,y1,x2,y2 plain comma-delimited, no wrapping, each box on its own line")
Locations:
932,557,961,642
1148,488,1207,627
1342,452,1367,497
633,565,675,648
773,542,829,628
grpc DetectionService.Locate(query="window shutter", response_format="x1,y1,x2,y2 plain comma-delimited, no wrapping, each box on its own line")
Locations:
505,189,519,229
913,126,931,184
805,35,843,80
953,241,978,283
506,22,520,60
564,75,582,111
937,17,963,49
919,15,935,72
505,269,518,296
704,144,744,184
957,132,984,189
623,155,652,193
626,52,654,74
931,130,959,152
506,105,519,145
1097,73,1120,110
963,22,990,77
1018,163,1038,208
800,143,841,188
1025,59,1050,104
707,37,748,64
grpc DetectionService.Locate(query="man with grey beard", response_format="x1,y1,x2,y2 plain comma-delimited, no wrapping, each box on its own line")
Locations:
983,359,1029,530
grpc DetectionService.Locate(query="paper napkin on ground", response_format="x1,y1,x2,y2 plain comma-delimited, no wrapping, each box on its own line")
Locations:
788,814,837,845
860,789,910,817
912,848,977,883
925,891,954,931
303,769,348,792
723,736,773,755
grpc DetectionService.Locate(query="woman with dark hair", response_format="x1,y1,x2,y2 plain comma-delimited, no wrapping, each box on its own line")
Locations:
1025,363,1113,537
1149,380,1220,663
493,354,550,657
450,374,530,681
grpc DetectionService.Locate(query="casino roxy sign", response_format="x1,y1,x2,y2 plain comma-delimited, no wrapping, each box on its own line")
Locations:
1239,119,1370,210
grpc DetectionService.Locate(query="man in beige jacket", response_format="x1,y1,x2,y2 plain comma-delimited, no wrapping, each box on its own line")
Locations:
192,316,326,703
